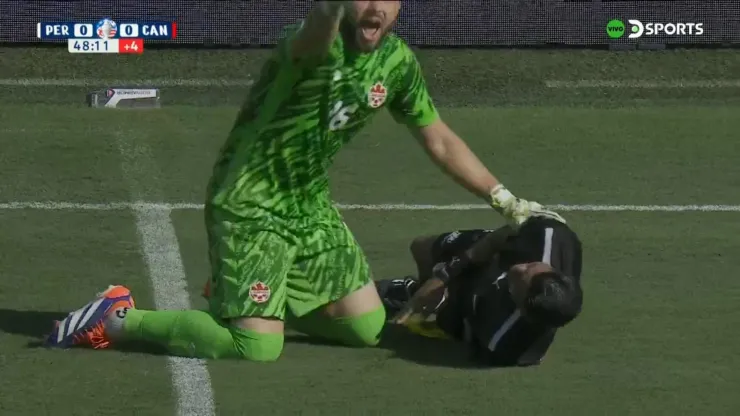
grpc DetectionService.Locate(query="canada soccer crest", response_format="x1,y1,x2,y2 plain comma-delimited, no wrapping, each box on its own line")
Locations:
249,281,271,303
368,82,387,108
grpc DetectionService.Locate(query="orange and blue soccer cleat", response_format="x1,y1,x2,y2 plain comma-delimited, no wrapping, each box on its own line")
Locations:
46,285,135,349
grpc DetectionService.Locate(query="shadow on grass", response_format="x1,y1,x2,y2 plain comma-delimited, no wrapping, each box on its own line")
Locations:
0,309,500,368
0,308,167,355
285,324,487,369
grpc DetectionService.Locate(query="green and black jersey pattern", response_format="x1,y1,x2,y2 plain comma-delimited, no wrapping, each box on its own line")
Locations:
207,23,439,219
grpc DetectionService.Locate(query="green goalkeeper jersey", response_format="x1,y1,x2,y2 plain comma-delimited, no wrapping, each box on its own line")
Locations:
207,23,439,219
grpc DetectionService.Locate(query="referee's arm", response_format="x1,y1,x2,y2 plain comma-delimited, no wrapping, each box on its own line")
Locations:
435,225,516,283
391,225,515,324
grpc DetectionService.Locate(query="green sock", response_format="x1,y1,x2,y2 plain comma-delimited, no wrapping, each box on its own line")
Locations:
287,306,385,347
122,309,284,361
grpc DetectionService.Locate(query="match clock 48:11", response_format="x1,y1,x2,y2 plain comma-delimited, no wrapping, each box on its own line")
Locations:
68,38,144,54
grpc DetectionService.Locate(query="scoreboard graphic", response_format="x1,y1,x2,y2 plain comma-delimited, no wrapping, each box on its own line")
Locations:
37,18,177,54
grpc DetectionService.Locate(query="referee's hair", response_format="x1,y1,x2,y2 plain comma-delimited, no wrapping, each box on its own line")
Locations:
525,270,583,328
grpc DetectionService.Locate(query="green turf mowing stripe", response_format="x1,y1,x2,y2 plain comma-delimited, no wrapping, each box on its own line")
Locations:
171,209,740,415
1,201,739,212
115,129,215,416
0,78,253,87
0,210,174,416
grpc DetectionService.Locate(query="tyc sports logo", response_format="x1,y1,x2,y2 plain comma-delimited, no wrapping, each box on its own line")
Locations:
606,19,704,39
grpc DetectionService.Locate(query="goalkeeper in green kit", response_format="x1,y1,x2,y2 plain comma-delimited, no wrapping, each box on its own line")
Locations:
46,1,565,361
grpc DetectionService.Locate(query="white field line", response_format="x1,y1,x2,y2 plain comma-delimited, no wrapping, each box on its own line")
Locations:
116,133,215,416
545,79,740,88
0,78,253,87
2,77,736,89
0,201,739,212
0,126,105,134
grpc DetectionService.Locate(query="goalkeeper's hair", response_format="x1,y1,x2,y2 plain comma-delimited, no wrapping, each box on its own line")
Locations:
525,270,582,328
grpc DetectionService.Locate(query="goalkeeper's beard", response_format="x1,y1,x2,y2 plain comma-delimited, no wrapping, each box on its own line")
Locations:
340,18,391,53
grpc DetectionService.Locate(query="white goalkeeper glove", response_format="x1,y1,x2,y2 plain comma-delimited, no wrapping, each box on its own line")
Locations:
489,184,566,228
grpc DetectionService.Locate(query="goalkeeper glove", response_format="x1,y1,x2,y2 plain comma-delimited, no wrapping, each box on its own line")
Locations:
489,184,566,228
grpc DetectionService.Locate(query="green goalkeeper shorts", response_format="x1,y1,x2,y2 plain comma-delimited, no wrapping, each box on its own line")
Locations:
205,205,372,320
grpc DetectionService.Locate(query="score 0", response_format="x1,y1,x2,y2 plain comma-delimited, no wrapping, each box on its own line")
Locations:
119,23,139,38
73,23,94,38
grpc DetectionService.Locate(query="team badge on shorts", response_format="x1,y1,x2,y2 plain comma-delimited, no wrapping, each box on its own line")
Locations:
368,82,387,108
249,281,271,303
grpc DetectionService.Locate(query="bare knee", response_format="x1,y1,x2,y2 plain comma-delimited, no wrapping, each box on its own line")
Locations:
232,316,285,333
231,317,285,362
322,288,386,348
323,283,382,318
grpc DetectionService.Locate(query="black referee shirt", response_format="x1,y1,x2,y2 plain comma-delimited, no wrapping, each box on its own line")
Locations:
436,218,582,367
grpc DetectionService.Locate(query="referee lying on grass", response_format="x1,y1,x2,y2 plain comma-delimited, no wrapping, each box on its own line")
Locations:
376,216,583,367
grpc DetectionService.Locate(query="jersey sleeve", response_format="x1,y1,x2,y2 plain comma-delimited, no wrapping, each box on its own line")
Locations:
276,21,342,69
276,22,303,65
388,46,440,127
